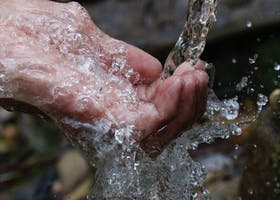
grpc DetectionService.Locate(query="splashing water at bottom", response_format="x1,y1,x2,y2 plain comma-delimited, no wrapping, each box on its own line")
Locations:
63,88,244,200
64,0,250,199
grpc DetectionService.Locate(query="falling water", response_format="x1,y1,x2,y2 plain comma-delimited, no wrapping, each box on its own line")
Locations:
163,0,218,77
66,0,247,199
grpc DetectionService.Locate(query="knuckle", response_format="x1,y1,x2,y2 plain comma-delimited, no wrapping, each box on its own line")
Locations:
67,1,90,19
195,70,209,86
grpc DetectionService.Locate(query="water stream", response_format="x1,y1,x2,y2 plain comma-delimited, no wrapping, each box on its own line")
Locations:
71,0,248,199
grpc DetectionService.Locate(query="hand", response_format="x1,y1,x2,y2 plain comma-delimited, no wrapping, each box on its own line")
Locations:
0,0,208,154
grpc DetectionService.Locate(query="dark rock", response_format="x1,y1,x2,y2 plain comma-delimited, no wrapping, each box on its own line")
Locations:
239,89,280,200
78,0,280,53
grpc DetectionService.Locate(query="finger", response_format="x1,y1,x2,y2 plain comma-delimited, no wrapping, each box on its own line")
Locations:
141,70,208,156
172,61,208,119
132,76,184,141
194,60,206,71
173,62,194,76
173,60,206,76
193,70,208,119
126,43,162,83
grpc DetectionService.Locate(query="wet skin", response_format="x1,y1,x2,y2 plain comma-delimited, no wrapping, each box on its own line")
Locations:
0,0,208,153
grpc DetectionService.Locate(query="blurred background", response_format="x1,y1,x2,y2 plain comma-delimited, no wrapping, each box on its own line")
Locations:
0,0,280,199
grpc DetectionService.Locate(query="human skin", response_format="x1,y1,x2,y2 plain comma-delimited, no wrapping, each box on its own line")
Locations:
0,0,208,154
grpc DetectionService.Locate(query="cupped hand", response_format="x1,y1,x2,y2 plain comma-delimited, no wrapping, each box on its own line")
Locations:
0,0,208,154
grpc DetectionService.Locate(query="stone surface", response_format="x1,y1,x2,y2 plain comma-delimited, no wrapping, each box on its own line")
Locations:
80,0,280,50
239,89,280,199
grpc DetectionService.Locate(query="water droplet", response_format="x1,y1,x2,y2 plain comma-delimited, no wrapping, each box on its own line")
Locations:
191,141,199,150
203,135,214,144
192,192,199,200
257,93,268,111
246,21,253,28
248,188,254,195
265,181,271,187
222,134,230,139
203,190,211,199
274,63,280,71
231,127,242,136
236,76,248,91
234,144,240,150
249,54,258,64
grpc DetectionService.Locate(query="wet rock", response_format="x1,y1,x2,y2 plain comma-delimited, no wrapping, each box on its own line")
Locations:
0,125,17,154
56,150,89,192
78,0,280,53
239,89,280,199
0,193,12,200
63,177,93,200
223,0,252,8
0,108,13,122
270,89,280,115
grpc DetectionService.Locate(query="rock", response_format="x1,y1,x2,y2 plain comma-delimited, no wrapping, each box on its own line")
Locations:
0,108,13,121
269,89,280,114
239,89,280,199
77,0,280,53
57,150,89,192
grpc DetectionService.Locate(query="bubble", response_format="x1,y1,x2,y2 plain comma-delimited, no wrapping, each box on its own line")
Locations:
232,127,242,136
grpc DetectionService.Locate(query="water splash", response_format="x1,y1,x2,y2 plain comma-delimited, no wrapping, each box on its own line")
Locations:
257,93,268,113
236,76,249,91
81,0,246,199
72,94,244,199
